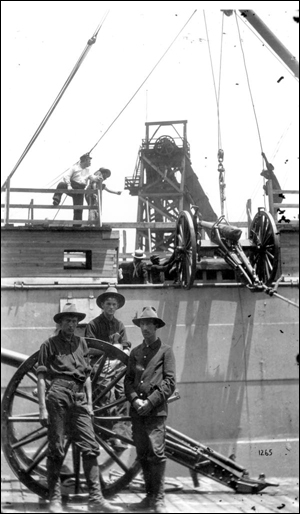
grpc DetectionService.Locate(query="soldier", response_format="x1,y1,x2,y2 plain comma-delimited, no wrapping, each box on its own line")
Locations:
124,307,176,514
52,153,98,222
85,286,130,450
85,168,122,223
130,249,149,284
37,302,122,513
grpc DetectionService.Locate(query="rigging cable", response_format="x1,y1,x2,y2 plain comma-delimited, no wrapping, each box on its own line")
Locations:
88,10,197,154
203,11,228,218
1,12,109,191
234,11,267,213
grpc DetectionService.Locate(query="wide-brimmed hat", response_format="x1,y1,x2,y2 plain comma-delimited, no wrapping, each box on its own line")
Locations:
132,306,165,328
54,303,86,323
99,167,111,177
96,286,125,309
132,249,146,260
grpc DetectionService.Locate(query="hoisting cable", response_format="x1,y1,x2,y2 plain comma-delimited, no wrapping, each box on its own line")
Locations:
234,12,268,210
235,12,264,153
203,11,227,217
88,10,197,154
1,12,109,191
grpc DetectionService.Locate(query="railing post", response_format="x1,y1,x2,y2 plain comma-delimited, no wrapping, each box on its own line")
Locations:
97,181,102,227
4,178,11,225
27,199,34,225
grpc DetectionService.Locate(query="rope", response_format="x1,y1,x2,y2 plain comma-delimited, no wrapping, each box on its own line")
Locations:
234,12,268,215
88,10,197,154
1,12,109,191
203,11,223,149
204,11,229,217
235,12,264,155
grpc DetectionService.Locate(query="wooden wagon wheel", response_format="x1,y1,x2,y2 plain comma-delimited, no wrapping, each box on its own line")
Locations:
248,209,280,285
175,211,197,289
1,339,140,500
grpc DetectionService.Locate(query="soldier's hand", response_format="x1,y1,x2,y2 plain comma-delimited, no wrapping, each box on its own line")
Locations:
133,398,144,411
137,399,152,416
39,407,49,427
110,332,121,344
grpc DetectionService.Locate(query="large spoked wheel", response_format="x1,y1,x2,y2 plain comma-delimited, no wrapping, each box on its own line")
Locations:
154,135,176,156
175,210,197,289
1,339,140,500
249,209,280,285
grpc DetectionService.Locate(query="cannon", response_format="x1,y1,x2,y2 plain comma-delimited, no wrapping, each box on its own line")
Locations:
174,206,299,308
1,342,278,502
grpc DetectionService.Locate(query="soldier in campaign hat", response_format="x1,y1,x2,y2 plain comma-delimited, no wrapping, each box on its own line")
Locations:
37,302,122,513
124,306,176,513
85,286,130,451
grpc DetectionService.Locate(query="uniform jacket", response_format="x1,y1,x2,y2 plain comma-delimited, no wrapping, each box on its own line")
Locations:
124,337,176,417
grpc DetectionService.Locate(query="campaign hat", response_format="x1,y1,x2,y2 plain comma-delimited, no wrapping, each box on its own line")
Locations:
96,286,125,309
132,306,165,328
53,303,86,323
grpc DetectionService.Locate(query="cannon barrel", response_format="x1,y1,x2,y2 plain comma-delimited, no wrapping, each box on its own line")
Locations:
198,219,242,242
1,348,29,368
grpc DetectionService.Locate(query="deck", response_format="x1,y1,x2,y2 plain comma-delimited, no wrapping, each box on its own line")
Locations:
1,471,298,513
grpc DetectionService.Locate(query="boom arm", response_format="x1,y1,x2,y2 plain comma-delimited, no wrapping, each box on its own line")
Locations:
239,10,299,79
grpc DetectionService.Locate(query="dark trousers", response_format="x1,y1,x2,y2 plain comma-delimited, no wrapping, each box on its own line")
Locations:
46,381,100,460
132,416,167,507
53,180,85,221
46,380,101,503
131,415,167,464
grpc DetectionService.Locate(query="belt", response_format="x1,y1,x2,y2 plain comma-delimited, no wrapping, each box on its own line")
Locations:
51,377,85,392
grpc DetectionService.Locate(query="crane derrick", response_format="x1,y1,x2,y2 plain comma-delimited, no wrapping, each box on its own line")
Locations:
124,120,217,253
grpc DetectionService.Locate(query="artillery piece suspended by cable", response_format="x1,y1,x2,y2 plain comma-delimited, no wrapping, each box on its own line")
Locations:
174,206,298,308
1,342,278,503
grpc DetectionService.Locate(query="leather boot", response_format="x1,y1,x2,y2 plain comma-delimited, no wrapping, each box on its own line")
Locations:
131,459,154,511
47,457,63,512
82,455,122,513
151,461,168,513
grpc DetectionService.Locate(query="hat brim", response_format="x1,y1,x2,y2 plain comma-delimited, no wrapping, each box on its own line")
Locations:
96,292,125,309
54,312,86,323
132,253,146,259
132,317,165,328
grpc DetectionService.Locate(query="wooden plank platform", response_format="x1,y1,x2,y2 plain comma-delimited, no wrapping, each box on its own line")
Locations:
1,473,298,513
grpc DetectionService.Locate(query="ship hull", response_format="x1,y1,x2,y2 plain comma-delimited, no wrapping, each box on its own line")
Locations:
1,283,298,478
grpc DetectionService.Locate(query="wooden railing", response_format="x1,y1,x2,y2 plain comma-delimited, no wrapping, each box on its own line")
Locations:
1,180,103,227
266,180,299,223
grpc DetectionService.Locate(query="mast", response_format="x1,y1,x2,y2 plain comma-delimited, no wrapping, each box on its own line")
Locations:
239,10,299,79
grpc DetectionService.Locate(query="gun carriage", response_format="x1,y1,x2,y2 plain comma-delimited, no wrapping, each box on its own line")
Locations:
1,340,278,503
174,206,298,310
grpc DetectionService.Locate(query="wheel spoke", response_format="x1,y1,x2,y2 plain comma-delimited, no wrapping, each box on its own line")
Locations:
95,432,129,473
26,445,48,474
12,427,48,450
8,415,39,422
15,389,39,404
91,353,108,386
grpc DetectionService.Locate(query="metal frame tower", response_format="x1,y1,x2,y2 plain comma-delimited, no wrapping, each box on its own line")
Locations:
125,120,192,253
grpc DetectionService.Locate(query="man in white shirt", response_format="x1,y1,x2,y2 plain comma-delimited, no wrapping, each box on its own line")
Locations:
52,153,100,222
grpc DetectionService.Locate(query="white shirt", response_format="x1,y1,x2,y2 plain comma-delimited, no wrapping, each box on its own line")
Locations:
63,163,99,187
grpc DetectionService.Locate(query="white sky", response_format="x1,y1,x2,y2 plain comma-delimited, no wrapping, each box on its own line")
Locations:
1,1,299,251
